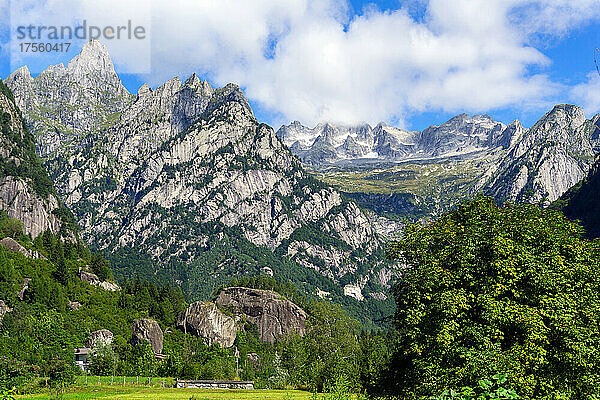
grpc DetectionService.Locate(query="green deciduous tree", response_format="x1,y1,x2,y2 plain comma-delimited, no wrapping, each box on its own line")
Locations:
385,197,600,399
89,342,118,376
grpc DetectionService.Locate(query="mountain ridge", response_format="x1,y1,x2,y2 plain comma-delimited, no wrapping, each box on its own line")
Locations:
5,40,398,324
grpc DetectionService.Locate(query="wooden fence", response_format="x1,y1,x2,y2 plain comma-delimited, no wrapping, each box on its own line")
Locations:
76,375,176,387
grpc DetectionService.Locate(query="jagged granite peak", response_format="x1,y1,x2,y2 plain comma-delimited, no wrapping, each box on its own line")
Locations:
419,113,506,157
494,120,526,150
205,83,253,117
184,73,214,97
4,39,133,157
7,66,33,84
66,39,118,80
483,104,599,204
137,83,152,97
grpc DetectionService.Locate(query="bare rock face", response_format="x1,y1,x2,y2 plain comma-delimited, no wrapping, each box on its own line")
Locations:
4,40,133,157
78,268,120,291
484,105,600,204
88,329,114,348
0,87,66,239
0,300,12,323
177,301,238,348
17,278,30,301
215,287,307,343
131,318,163,354
0,237,45,259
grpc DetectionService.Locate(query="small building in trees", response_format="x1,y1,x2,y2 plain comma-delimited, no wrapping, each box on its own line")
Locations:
74,347,91,372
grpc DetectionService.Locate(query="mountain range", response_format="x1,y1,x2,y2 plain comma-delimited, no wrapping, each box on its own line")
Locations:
3,39,600,328
4,40,398,324
279,105,600,218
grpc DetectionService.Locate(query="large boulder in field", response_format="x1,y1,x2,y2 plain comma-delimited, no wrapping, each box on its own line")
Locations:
215,287,308,343
131,318,163,354
87,329,114,348
177,301,238,348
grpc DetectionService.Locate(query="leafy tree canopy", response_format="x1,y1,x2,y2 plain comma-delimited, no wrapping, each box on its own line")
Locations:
385,197,600,399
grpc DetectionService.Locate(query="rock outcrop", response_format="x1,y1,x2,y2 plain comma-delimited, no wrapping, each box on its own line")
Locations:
177,301,238,347
87,329,114,348
215,287,307,343
0,237,45,259
78,268,120,291
131,318,163,354
17,278,30,301
0,300,11,323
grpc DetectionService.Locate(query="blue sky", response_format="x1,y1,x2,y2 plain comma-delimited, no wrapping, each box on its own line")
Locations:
2,0,600,131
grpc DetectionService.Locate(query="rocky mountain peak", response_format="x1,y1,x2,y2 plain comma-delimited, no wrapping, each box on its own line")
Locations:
542,104,586,127
484,104,598,204
183,73,214,97
493,119,525,149
205,83,253,117
66,39,116,78
7,66,33,83
137,83,152,97
5,40,133,157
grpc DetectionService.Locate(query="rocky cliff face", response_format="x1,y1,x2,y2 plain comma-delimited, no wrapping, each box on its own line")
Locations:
6,41,396,312
215,287,307,344
177,301,238,348
131,318,163,354
0,81,73,239
87,329,114,348
551,157,600,239
483,105,600,204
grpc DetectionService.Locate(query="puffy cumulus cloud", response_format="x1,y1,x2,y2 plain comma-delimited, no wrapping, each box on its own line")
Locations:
4,0,600,126
509,0,600,36
571,71,600,116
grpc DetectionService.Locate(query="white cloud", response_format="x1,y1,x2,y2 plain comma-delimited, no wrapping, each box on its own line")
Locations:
571,71,600,116
3,0,600,126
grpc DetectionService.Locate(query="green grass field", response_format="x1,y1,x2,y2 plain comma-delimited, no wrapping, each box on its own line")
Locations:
16,385,315,400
